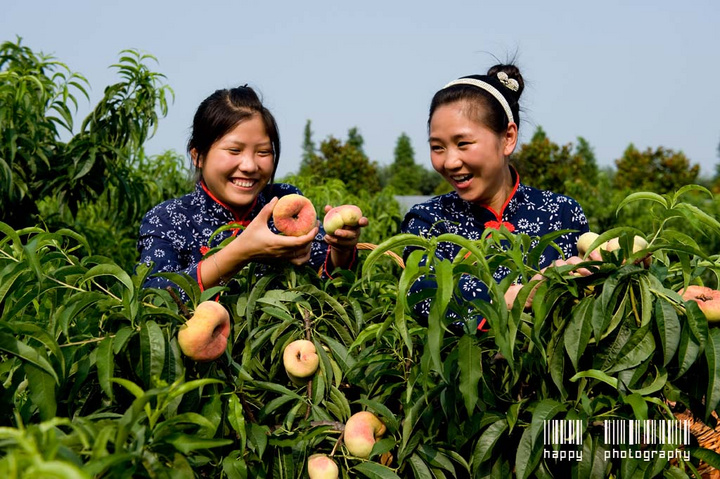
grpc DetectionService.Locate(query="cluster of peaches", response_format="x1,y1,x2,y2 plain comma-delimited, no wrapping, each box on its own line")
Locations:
576,231,720,322
175,196,381,478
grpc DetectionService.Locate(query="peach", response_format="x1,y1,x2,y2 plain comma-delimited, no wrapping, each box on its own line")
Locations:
177,301,231,361
576,232,600,257
323,205,363,235
307,454,339,479
283,339,319,384
680,285,720,323
344,411,386,458
272,194,317,236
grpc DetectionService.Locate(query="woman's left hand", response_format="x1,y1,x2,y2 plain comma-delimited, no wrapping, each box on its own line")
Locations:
322,204,369,251
323,204,368,269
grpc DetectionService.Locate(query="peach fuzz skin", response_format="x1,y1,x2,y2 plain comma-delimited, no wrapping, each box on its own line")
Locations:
283,339,319,384
177,301,231,361
272,194,317,236
323,204,363,235
680,285,720,323
344,411,386,458
307,454,339,479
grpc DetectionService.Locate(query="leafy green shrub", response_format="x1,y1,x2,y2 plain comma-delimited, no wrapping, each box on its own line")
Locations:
2,186,720,478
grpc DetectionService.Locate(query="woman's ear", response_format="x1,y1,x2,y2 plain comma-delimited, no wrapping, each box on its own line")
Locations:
503,122,519,156
190,148,202,168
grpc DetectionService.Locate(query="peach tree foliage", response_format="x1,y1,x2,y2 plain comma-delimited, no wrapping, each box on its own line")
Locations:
0,38,173,230
3,187,720,478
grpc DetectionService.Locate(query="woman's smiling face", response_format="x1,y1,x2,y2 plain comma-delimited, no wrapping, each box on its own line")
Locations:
429,100,517,210
193,114,275,212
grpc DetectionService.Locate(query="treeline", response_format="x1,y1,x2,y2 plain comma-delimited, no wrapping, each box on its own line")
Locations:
3,37,720,269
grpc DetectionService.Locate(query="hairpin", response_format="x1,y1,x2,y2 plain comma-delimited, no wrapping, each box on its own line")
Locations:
497,72,519,92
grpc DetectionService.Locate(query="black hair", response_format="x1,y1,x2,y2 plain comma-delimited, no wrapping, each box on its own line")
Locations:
188,85,281,182
428,64,525,135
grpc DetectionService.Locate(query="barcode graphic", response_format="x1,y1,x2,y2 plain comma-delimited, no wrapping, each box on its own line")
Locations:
543,420,584,446
603,420,690,446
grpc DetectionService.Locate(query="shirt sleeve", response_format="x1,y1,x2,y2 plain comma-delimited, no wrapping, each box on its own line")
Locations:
137,208,200,299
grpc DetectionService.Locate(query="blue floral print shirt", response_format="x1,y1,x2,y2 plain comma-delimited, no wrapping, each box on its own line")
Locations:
137,181,339,294
401,169,589,323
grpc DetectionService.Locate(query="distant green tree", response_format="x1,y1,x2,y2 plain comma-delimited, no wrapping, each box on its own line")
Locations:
347,127,365,153
388,133,422,195
418,168,443,196
299,119,315,176
510,126,598,196
712,137,720,193
387,132,442,195
614,144,699,193
302,129,381,194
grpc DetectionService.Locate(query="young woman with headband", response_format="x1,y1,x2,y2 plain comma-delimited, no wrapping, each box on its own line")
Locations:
401,64,590,330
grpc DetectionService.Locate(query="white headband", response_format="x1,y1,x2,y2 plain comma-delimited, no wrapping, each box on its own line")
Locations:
442,77,515,125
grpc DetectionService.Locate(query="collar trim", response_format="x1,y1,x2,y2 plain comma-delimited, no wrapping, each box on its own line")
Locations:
199,180,257,226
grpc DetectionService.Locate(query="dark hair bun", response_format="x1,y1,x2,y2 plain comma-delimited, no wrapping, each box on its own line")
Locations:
487,64,524,101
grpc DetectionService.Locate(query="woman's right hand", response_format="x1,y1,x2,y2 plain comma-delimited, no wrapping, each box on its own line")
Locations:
229,197,319,266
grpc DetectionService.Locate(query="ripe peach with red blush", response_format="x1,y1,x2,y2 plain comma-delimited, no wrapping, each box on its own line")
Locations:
323,205,363,235
272,194,317,236
283,339,320,385
177,301,231,361
307,454,338,479
679,285,720,323
344,411,386,458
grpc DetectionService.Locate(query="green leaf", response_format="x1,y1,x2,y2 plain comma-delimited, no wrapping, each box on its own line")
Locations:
353,461,402,479
655,298,681,367
140,319,165,386
564,296,594,371
616,191,668,213
167,378,224,402
472,419,508,466
676,321,702,378
96,335,114,400
458,334,482,415
607,327,655,374
704,328,720,423
362,233,429,280
407,453,434,479
627,366,667,396
428,259,453,377
25,363,57,420
622,393,648,421
529,399,567,447
163,433,233,454
82,263,133,292
0,332,59,384
515,426,544,479
570,370,618,389
248,423,269,458
227,393,247,452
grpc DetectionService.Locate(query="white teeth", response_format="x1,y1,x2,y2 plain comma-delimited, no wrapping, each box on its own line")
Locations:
452,174,472,182
232,179,255,188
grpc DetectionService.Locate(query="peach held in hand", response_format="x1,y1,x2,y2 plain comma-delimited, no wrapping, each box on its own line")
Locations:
283,339,319,384
323,204,363,235
344,411,386,458
679,285,720,323
177,301,231,361
307,454,339,479
576,232,601,257
272,194,317,236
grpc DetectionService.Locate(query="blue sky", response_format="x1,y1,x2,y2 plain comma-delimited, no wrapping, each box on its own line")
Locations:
3,0,719,180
